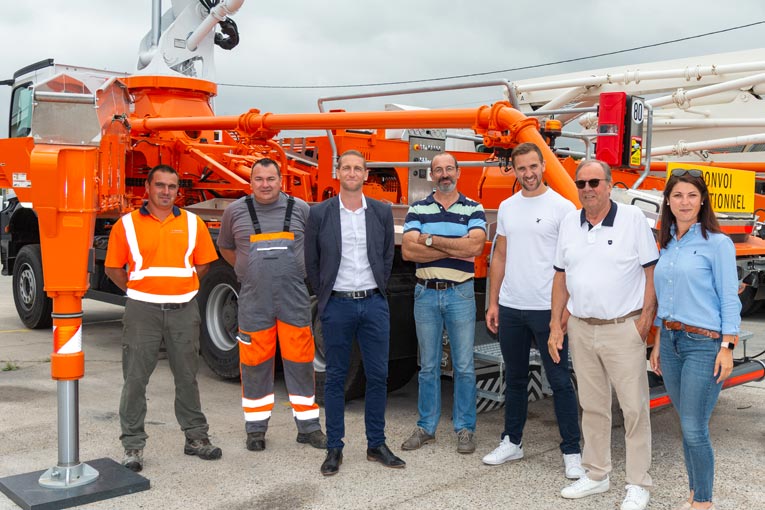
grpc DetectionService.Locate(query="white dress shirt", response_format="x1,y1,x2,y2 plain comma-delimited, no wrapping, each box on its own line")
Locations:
333,194,378,292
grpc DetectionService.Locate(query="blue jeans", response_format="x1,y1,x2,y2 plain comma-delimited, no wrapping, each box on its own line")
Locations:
321,293,390,449
414,280,476,434
499,306,581,454
659,327,724,503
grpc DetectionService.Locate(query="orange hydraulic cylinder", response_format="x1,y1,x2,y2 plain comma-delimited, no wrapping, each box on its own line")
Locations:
50,294,85,380
29,147,99,381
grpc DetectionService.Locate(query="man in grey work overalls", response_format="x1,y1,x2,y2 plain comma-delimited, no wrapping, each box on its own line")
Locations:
218,158,326,452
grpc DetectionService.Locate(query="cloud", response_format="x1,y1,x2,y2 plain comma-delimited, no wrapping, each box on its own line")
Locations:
2,0,765,134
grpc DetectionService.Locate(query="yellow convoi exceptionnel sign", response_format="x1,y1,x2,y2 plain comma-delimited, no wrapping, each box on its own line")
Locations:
666,162,754,214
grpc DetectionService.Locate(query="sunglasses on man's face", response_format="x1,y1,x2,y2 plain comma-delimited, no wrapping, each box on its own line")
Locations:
671,169,703,177
575,178,605,189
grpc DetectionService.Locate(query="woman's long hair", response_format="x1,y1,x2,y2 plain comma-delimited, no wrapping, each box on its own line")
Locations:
658,171,722,249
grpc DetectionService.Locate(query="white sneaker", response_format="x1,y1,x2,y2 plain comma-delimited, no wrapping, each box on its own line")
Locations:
481,436,523,465
621,485,650,510
561,475,610,499
563,453,585,479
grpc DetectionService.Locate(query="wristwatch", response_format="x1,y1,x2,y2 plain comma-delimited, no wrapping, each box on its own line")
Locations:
425,235,433,247
720,340,735,350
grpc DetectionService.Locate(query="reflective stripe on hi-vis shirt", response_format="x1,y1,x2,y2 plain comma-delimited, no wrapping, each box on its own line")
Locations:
122,210,200,303
123,211,197,281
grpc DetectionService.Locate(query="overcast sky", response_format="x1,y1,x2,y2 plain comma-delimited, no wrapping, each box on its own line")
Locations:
2,0,765,136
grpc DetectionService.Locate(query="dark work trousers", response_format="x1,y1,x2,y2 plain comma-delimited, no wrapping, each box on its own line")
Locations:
119,298,210,450
498,305,581,454
321,292,390,449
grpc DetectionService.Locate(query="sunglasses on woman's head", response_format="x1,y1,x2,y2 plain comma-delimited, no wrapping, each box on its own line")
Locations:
671,169,703,177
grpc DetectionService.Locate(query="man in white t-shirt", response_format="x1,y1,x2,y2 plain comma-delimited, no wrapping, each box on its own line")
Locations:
482,143,583,479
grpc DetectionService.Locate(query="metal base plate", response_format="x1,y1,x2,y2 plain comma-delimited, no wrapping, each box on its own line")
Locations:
0,458,149,510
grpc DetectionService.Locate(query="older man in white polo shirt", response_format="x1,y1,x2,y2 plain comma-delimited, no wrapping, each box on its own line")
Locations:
548,159,658,510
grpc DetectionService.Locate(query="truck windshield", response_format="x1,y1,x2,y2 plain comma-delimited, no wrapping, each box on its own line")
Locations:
9,84,33,138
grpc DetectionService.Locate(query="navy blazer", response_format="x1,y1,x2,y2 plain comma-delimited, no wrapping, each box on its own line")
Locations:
305,195,394,316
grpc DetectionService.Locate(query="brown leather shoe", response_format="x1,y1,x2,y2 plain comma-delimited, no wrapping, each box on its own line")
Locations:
184,438,222,460
401,426,435,451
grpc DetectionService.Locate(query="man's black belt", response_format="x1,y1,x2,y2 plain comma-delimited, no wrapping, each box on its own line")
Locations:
416,278,473,290
331,288,380,299
147,301,189,311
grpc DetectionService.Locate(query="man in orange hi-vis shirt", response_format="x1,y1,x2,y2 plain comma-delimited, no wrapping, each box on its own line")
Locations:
105,164,222,473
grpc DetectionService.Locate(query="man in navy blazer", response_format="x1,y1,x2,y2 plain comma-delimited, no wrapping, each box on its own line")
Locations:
305,149,404,476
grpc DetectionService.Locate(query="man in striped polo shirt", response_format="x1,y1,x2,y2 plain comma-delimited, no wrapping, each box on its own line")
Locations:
401,152,487,454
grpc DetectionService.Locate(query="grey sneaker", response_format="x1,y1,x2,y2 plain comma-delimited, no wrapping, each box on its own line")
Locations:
184,438,222,460
456,429,476,454
401,426,435,450
122,449,143,472
297,429,327,449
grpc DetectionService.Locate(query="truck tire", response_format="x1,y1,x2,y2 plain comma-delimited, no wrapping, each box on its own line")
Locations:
12,244,53,329
386,357,417,393
312,300,366,404
197,262,241,379
739,286,763,316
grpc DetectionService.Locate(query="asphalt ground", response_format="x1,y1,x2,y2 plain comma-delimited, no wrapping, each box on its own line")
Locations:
0,274,763,510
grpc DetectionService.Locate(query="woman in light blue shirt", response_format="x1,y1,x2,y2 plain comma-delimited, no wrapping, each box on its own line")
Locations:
650,169,740,510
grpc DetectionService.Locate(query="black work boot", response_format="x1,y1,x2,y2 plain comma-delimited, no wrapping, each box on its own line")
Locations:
297,429,328,449
246,431,266,451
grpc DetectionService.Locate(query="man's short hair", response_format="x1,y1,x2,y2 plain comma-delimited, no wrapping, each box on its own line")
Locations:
575,159,612,183
337,149,367,169
251,157,281,178
510,143,544,167
147,164,178,184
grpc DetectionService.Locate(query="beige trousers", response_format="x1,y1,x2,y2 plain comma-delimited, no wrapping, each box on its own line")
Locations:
568,316,652,489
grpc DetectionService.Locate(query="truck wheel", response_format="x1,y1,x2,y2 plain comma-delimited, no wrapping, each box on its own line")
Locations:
12,244,53,329
197,262,241,379
312,300,366,404
739,286,763,316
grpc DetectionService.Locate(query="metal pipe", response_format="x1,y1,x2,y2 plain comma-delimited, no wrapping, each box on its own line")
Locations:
535,86,591,112
151,0,162,47
649,72,765,109
366,160,501,169
517,61,765,93
651,132,765,156
317,80,520,177
652,118,765,128
33,91,95,104
187,147,249,185
554,149,587,158
57,380,79,467
525,106,598,117
447,133,483,143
